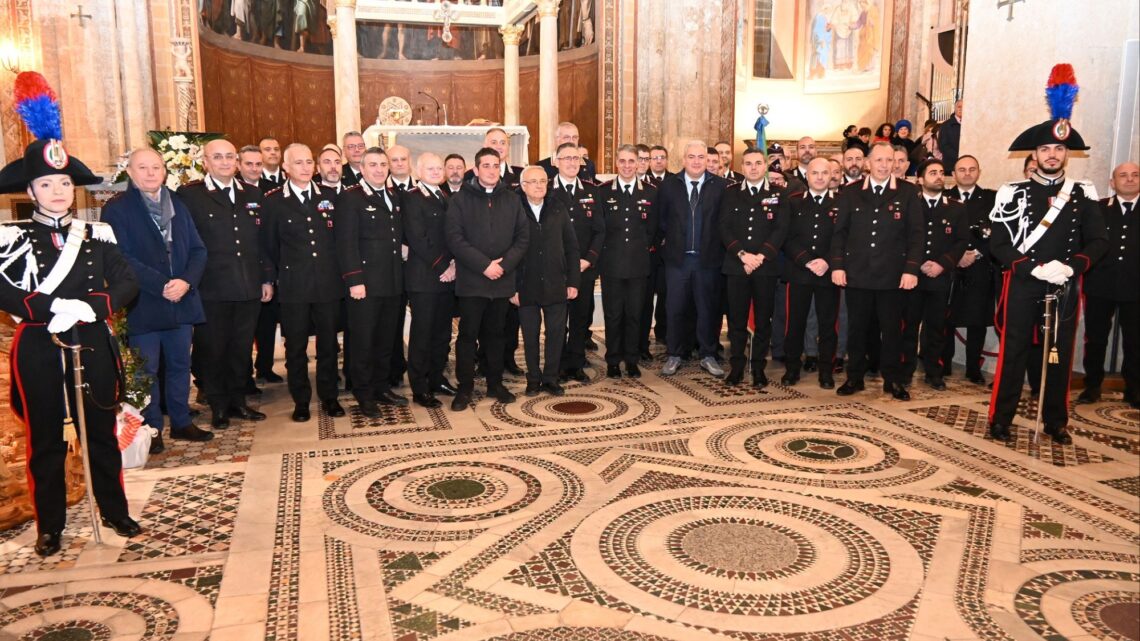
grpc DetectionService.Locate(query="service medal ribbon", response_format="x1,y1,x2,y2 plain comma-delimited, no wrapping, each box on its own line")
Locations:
245,202,261,210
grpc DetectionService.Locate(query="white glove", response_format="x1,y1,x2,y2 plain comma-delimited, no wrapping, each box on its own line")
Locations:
50,298,96,323
47,312,78,334
1045,260,1073,282
1030,264,1052,282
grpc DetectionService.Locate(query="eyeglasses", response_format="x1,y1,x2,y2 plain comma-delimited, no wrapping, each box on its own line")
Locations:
522,179,548,185
650,155,667,161
345,143,366,150
209,154,237,161
558,155,581,162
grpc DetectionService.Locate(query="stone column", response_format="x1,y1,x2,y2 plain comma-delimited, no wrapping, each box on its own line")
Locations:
499,25,524,126
330,0,361,140
536,0,560,158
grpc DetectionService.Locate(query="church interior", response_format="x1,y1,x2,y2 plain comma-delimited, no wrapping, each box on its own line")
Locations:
0,1,1138,639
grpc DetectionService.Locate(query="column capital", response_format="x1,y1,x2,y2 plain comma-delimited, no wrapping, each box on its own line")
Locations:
327,15,337,38
499,24,525,46
536,0,560,18
334,0,356,9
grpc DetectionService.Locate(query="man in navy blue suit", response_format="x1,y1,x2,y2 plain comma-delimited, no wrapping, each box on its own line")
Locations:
655,141,728,377
102,148,212,446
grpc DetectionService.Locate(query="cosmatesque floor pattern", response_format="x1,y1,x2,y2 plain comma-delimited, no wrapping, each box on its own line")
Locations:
1,337,1137,641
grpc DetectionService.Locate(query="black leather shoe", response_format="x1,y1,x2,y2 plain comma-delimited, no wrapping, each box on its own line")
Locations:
229,405,267,421
260,371,285,383
34,532,62,557
725,368,744,385
451,392,472,411
965,371,986,385
101,515,142,538
388,377,403,389
244,381,263,396
357,400,383,419
171,424,215,441
803,356,817,373
924,376,947,391
781,372,800,386
148,432,165,455
836,380,864,396
376,390,409,407
321,399,346,417
412,393,441,409
626,363,641,378
989,422,1012,441
1076,387,1101,404
889,384,911,401
568,368,589,382
752,372,769,388
292,404,311,422
1046,424,1073,445
542,381,565,396
488,385,516,404
607,364,622,379
211,409,231,430
434,381,458,397
819,377,835,390
525,382,542,397
504,361,525,376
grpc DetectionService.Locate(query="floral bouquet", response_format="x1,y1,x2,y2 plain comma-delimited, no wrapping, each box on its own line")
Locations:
111,130,224,191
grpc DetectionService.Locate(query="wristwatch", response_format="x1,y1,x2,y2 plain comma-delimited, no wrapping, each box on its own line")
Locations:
737,250,746,259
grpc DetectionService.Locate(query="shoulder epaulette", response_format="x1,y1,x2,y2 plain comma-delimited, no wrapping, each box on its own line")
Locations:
0,221,28,247
788,190,806,199
1073,178,1098,201
343,183,362,192
263,186,284,197
89,221,118,244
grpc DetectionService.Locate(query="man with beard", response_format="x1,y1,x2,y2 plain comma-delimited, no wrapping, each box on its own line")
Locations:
840,146,865,188
987,65,1107,444
317,144,345,194
714,142,744,183
942,155,997,384
899,159,970,390
786,136,816,185
443,153,467,195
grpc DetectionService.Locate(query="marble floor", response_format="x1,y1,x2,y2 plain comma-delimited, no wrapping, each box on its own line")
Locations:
0,338,1137,641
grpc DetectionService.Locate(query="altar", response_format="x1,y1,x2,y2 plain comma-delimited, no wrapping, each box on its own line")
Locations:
362,124,532,168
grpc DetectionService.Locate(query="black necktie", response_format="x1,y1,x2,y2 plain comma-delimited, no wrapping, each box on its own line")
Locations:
814,195,822,205
1124,201,1134,215
299,190,308,205
962,191,971,202
221,186,232,203
567,183,575,198
433,189,443,202
690,181,700,212
873,185,883,196
624,185,632,196
750,186,757,196
398,182,409,191
928,199,937,209
269,174,278,184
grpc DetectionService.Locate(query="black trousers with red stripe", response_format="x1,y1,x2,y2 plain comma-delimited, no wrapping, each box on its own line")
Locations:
900,287,952,382
725,273,778,373
13,323,129,535
784,282,840,377
844,287,906,387
989,275,1080,428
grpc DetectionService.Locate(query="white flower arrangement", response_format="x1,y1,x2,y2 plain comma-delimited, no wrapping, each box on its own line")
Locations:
111,130,224,190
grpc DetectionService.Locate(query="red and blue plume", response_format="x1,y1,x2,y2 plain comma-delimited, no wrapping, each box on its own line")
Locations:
1045,63,1078,121
13,71,62,141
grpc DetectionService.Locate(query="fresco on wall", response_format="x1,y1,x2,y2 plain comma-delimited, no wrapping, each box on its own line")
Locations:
803,0,883,93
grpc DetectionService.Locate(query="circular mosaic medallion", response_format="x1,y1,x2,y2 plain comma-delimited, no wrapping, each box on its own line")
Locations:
1072,591,1140,641
1016,569,1139,641
23,621,111,641
1093,405,1140,430
489,389,660,431
738,426,900,475
571,487,923,633
368,462,540,522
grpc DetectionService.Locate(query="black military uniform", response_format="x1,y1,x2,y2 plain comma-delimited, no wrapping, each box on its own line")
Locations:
516,194,580,390
252,167,287,380
941,184,998,382
719,180,788,385
403,183,456,408
179,176,267,426
781,189,840,387
463,163,524,190
260,181,346,420
829,176,924,399
640,170,673,355
385,176,418,386
334,181,405,417
598,178,657,375
1081,195,1139,406
552,174,605,379
341,163,362,187
0,135,142,556
899,193,970,388
987,98,1107,443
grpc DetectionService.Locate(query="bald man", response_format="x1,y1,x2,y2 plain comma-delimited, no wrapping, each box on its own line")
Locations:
180,139,272,430
1080,162,1139,407
385,145,416,191
786,136,817,184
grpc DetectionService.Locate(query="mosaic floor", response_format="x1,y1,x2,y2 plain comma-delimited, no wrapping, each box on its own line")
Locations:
1,335,1137,641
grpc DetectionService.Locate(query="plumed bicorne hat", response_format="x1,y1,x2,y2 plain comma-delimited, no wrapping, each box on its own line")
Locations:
1008,63,1089,152
0,72,102,194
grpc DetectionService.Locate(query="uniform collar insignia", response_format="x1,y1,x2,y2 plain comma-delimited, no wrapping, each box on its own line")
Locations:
32,211,72,229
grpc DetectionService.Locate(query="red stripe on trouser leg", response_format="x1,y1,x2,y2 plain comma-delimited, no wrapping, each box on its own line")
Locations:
10,324,40,525
988,272,1013,422
784,283,790,337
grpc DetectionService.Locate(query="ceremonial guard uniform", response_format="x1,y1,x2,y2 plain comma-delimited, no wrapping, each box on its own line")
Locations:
598,178,657,376
335,181,407,417
781,189,840,387
830,175,924,399
942,184,998,382
719,180,787,385
987,64,1108,443
403,182,456,408
1080,195,1139,406
552,175,605,380
179,176,267,427
261,181,346,421
0,82,142,556
899,192,970,388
